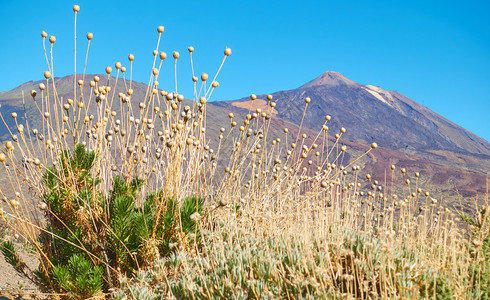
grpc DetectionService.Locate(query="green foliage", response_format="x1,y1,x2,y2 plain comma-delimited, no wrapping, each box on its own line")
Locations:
0,144,205,298
1,241,23,273
52,254,103,298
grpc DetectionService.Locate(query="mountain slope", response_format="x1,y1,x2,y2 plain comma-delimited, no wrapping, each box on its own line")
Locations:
215,71,490,158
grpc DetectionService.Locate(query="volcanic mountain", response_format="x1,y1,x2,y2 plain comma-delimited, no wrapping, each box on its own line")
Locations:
214,71,490,168
0,73,488,201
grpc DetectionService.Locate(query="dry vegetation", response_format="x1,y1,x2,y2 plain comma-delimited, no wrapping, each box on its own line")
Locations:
0,4,489,299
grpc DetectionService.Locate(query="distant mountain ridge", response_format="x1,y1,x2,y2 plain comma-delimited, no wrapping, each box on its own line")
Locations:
215,71,490,158
0,73,488,199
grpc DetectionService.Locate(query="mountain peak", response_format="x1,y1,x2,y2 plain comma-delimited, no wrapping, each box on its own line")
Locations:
300,71,359,88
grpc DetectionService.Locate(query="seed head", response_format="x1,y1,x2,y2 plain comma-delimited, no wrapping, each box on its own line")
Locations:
157,25,165,33
341,145,347,152
73,5,80,12
305,97,311,104
415,172,420,178
370,142,378,149
49,35,56,43
340,127,346,133
30,90,37,98
391,165,396,171
212,81,219,88
325,115,331,121
201,73,208,81
41,31,47,38
6,141,14,151
128,54,134,61
152,68,159,76
401,168,406,174
0,153,6,163
224,47,232,56
250,94,257,101
200,97,207,104
11,112,17,119
115,62,122,70
173,51,180,59
87,32,93,40
105,66,112,74
44,71,51,79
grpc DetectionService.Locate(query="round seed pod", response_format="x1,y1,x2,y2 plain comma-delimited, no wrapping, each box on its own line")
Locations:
201,73,208,81
11,112,17,119
158,52,167,60
391,165,396,170
325,115,331,121
39,83,45,90
157,25,165,33
200,97,207,104
305,97,311,104
224,47,231,56
6,141,14,151
250,94,257,101
105,66,112,74
188,46,194,53
152,68,159,76
128,54,134,61
401,168,406,174
267,94,273,100
30,90,37,98
94,75,100,82
87,32,93,40
340,127,346,133
415,172,420,178
192,76,198,82
49,35,56,43
115,62,122,70
366,174,371,180
73,5,80,12
78,80,84,86
127,88,133,95
284,128,289,133
41,31,48,38
228,113,234,119
271,102,276,107
0,153,6,162
121,67,126,73
44,71,51,79
212,81,219,88
341,145,347,152
173,51,180,59
371,143,378,149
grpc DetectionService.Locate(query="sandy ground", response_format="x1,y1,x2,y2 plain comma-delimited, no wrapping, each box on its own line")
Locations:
0,223,47,299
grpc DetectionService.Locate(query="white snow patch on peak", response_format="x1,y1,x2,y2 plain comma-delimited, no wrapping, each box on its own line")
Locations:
365,85,386,93
363,85,398,107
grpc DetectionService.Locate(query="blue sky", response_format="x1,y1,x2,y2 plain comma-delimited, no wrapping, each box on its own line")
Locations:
0,0,489,141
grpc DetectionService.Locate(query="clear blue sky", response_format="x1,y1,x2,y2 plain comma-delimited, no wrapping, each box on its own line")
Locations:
0,0,489,141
